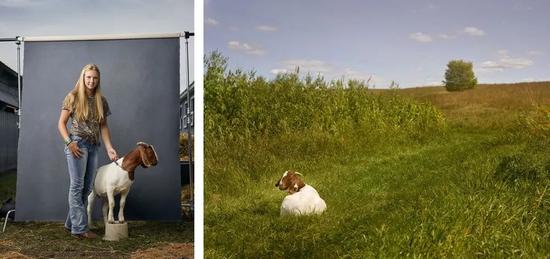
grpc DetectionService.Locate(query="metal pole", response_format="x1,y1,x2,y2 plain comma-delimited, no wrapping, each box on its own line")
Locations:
0,37,18,42
184,31,194,207
16,36,21,129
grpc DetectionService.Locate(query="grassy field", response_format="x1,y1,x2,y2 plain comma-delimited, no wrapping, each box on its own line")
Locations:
0,170,194,258
397,82,550,129
204,54,550,259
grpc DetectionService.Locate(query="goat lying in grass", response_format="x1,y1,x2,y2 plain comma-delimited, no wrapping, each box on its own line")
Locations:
275,170,326,216
87,142,158,226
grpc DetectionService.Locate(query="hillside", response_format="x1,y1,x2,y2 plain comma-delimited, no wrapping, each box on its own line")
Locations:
397,81,550,128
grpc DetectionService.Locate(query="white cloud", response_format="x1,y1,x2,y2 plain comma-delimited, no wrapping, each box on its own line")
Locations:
479,50,533,72
479,61,504,72
463,26,485,36
337,72,386,87
270,69,288,74
228,41,253,51
205,18,219,26
340,68,377,83
500,57,533,68
409,32,433,43
429,27,484,41
343,68,364,77
247,49,267,56
438,33,456,40
271,59,387,86
280,59,332,73
228,41,266,56
256,25,278,32
481,60,500,67
270,59,332,79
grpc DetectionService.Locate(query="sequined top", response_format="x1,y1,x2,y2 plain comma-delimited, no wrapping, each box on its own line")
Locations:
62,94,111,145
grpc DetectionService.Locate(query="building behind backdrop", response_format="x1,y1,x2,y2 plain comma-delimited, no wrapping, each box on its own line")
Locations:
0,61,19,173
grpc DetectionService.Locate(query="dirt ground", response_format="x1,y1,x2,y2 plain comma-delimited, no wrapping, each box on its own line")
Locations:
0,241,194,259
0,174,194,258
131,243,194,259
0,251,32,259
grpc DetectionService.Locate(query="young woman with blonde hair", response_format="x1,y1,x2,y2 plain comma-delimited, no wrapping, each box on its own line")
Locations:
58,64,118,239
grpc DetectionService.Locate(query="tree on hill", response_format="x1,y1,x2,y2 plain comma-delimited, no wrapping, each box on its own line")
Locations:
443,60,477,91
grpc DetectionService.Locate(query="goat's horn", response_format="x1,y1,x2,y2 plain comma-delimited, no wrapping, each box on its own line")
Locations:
137,142,148,146
294,172,303,176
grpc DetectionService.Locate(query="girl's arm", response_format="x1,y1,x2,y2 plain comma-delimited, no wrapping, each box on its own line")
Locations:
100,118,118,161
58,110,82,158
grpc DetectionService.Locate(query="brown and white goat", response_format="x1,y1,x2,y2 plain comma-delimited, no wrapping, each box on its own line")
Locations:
87,142,158,226
276,170,327,216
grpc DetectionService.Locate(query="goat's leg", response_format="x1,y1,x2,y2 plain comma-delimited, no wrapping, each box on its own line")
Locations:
118,190,130,223
107,188,116,223
87,190,96,229
102,198,108,224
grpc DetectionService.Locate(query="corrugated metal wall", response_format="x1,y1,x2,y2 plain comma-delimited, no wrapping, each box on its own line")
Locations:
0,108,18,172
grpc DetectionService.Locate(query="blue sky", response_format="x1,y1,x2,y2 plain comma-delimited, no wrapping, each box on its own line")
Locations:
205,0,550,88
0,0,194,92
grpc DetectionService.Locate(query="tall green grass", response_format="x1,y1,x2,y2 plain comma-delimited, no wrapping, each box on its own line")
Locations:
204,52,550,257
205,52,445,195
206,53,445,141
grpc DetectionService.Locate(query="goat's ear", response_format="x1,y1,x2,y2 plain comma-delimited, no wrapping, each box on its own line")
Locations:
276,170,288,187
138,145,151,167
148,145,159,164
290,174,305,193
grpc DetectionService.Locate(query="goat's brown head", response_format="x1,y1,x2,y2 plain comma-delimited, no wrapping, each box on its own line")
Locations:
136,142,158,168
275,170,305,194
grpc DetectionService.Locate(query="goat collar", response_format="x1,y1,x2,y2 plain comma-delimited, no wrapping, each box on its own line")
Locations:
113,158,124,168
112,158,136,181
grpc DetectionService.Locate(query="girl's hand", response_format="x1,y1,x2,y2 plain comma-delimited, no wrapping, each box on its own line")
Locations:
107,148,118,161
68,142,82,159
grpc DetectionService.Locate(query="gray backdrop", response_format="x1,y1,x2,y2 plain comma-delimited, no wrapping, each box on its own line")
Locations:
15,37,181,221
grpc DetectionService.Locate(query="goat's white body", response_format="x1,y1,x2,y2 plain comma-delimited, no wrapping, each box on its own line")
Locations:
280,184,326,216
87,158,133,225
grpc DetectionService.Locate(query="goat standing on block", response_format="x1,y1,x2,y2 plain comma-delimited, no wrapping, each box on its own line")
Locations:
276,170,327,216
87,142,158,226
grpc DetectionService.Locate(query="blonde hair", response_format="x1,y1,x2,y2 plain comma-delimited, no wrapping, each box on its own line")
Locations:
64,64,105,122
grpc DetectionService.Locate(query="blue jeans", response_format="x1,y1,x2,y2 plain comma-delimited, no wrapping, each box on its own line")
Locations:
63,135,98,234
